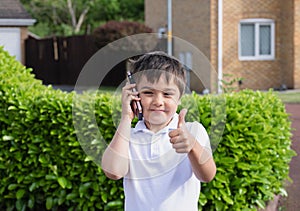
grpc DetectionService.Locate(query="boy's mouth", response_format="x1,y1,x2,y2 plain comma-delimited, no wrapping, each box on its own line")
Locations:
149,109,166,112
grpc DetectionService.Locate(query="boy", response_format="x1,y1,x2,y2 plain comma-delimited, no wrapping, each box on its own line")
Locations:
101,51,216,211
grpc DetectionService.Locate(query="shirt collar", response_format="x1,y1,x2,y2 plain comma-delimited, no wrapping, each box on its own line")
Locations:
133,113,179,134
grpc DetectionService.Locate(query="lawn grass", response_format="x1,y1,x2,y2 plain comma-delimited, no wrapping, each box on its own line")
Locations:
98,86,116,93
275,90,300,104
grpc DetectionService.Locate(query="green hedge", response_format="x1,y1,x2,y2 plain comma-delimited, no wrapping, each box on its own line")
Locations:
0,47,296,210
193,92,296,210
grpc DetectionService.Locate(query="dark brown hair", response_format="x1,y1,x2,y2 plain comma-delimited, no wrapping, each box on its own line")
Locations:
129,51,186,96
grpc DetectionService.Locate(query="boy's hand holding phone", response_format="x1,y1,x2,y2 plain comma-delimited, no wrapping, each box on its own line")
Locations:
121,83,141,121
126,71,143,120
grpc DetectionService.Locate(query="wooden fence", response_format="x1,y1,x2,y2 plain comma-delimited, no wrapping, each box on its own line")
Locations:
25,35,167,88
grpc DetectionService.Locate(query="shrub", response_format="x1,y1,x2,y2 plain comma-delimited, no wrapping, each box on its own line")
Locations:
0,48,123,210
0,47,296,210
187,91,296,210
93,20,153,48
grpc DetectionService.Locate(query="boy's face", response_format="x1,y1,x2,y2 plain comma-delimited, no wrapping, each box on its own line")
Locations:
137,75,181,132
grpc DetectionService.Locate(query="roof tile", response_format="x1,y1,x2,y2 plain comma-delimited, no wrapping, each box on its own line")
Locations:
0,0,32,19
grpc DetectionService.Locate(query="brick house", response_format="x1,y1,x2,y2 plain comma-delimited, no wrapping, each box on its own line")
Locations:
145,0,300,92
0,0,35,64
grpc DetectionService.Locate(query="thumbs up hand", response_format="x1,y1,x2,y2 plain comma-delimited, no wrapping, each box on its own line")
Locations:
169,109,196,153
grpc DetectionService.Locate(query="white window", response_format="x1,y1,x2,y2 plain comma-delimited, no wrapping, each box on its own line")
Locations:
239,19,275,60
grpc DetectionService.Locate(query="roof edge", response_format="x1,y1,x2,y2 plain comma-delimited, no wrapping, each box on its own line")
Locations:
0,18,36,26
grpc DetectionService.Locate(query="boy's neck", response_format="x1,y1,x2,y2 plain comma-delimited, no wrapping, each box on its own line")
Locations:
144,117,174,133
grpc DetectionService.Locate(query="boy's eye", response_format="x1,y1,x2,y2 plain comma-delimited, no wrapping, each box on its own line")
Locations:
164,92,173,96
142,91,153,95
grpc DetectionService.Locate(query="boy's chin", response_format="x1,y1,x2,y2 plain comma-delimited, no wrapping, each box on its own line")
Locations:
147,114,171,127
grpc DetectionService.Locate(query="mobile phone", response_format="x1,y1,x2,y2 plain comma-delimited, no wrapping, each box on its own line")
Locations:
127,71,143,120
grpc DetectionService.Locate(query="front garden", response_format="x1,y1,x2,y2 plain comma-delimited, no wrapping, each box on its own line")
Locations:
0,47,296,210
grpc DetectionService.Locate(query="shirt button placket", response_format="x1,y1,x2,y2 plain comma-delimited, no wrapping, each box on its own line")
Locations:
150,134,160,159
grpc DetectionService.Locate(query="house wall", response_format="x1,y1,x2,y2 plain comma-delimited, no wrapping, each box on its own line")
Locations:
145,0,211,56
145,0,167,33
173,0,212,92
210,0,218,93
20,27,29,64
145,0,298,91
145,0,213,92
279,0,294,89
294,0,300,89
222,0,286,90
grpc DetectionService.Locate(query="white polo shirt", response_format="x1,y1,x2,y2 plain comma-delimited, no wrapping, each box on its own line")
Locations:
123,114,212,211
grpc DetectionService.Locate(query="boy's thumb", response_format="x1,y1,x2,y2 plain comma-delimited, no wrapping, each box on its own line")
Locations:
177,109,187,128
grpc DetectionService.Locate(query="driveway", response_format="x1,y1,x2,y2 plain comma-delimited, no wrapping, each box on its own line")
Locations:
283,104,300,210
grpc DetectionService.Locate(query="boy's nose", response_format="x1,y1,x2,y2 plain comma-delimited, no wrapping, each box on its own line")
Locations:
152,93,163,106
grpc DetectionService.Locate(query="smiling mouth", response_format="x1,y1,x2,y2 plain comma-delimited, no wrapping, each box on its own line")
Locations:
150,109,165,112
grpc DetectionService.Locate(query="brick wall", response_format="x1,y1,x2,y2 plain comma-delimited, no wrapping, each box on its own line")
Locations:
279,0,294,89
145,0,211,56
210,0,218,93
222,0,286,90
173,0,212,92
145,0,213,92
145,0,167,32
145,0,298,91
20,27,29,65
294,0,300,89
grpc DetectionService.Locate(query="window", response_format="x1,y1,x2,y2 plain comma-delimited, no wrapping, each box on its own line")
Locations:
239,19,275,60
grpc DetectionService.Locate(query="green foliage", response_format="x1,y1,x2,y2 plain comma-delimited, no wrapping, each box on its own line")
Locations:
94,0,145,22
183,91,296,210
0,47,123,210
93,20,153,49
0,46,296,210
20,0,145,37
221,73,244,93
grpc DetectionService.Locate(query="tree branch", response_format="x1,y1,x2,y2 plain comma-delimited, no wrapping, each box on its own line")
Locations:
67,0,77,29
75,6,89,33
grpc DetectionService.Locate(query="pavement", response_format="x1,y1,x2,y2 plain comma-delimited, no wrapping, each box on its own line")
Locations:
261,103,299,211
281,104,300,211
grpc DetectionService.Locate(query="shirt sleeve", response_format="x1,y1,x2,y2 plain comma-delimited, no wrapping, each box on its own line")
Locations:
187,121,213,164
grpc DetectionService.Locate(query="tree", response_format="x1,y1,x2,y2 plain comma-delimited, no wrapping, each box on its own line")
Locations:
67,0,90,34
93,20,152,48
94,0,144,21
93,20,157,54
20,0,144,37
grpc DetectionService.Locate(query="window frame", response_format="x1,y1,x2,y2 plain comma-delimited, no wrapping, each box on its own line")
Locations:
238,19,275,61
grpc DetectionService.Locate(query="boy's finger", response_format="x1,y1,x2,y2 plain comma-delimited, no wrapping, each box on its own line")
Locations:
177,108,187,128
